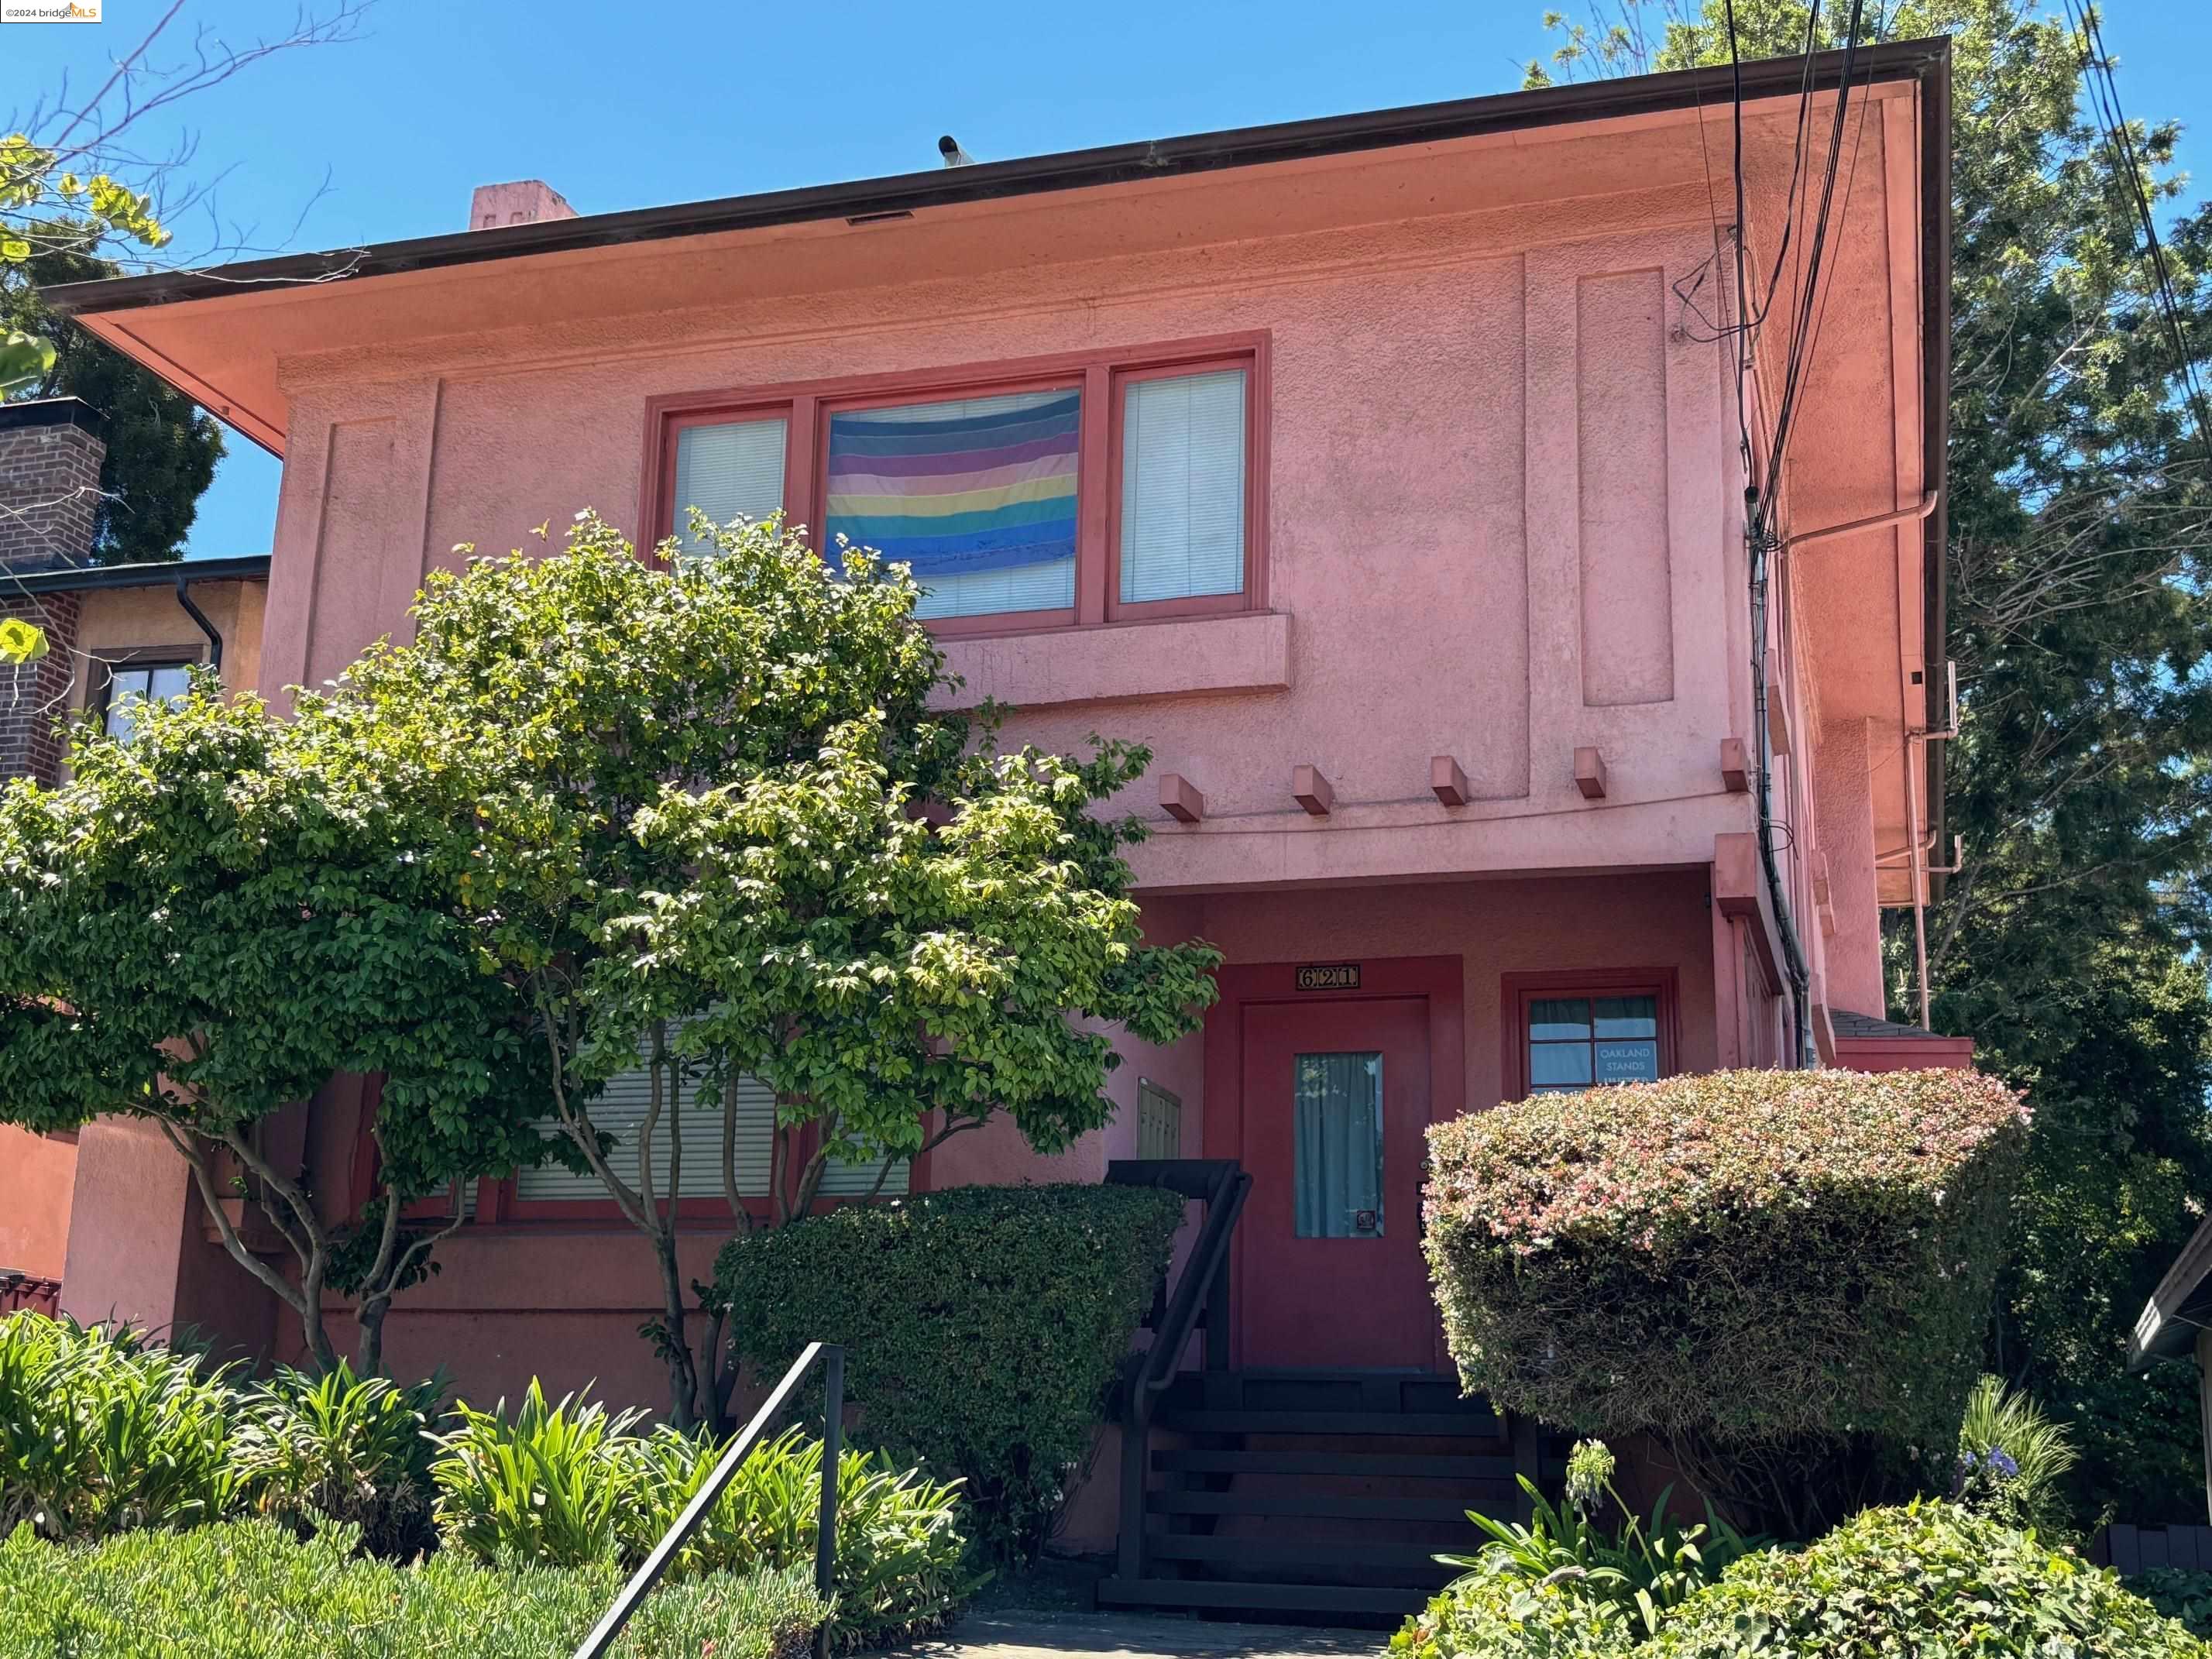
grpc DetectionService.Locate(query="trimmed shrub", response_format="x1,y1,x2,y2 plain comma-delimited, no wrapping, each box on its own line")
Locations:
1424,1068,2028,1534
0,1516,827,1659
715,1182,1185,1562
0,1313,236,1540
1391,1561,1633,1659
230,1362,447,1558
1650,1501,2210,1657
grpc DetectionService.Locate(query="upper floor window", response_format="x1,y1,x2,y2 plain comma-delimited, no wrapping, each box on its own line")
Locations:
671,414,787,555
652,336,1265,632
825,386,1080,621
100,661,192,741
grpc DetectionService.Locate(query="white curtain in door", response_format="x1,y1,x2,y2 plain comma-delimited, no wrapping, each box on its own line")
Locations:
1293,1050,1384,1239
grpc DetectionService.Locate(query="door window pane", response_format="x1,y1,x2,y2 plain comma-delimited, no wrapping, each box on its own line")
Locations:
1118,368,1246,603
1293,1050,1383,1239
825,389,1080,619
673,417,788,551
1526,994,1660,1094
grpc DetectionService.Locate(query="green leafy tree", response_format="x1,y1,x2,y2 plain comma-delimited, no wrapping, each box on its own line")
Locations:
4,5,369,561
0,678,551,1374
3,237,223,564
322,511,1221,1428
1524,0,2212,1520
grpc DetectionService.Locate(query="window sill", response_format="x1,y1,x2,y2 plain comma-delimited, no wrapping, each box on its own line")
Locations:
933,610,1291,710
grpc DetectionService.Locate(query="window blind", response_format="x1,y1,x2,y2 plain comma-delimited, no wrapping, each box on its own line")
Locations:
673,417,788,552
1118,369,1247,604
516,1066,777,1202
514,1063,908,1203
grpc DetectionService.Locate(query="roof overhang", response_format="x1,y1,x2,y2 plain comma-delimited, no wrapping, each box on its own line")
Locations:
43,44,1949,856
2131,1215,2212,1371
1,553,271,595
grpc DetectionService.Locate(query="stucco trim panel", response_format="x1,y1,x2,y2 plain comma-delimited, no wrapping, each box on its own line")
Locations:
936,610,1292,710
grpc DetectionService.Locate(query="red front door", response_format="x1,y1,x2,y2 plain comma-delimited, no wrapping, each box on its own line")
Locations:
1236,996,1436,1369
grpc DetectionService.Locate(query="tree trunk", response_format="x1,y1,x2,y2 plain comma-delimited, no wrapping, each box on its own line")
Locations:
653,1224,702,1433
163,1121,340,1372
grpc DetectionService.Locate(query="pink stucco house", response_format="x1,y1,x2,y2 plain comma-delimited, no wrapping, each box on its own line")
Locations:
28,40,1970,1614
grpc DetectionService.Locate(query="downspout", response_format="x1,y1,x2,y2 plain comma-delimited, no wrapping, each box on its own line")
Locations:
1772,489,1943,1036
174,572,223,672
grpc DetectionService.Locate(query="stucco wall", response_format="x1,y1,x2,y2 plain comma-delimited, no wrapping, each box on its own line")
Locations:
70,578,266,718
0,1126,75,1280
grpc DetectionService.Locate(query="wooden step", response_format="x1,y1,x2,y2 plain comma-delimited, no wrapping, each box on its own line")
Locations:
1152,1448,1517,1479
1156,1409,1503,1437
1145,1532,1456,1588
1147,1489,1477,1522
1095,1576,1427,1619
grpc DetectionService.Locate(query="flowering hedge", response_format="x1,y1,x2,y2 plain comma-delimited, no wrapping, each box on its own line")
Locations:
1424,1068,2028,1520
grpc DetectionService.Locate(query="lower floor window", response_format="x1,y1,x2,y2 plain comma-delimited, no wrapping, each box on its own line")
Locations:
1527,994,1662,1093
514,1060,907,1204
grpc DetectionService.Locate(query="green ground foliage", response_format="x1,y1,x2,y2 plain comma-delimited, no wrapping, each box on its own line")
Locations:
1650,1501,2207,1657
0,1518,826,1659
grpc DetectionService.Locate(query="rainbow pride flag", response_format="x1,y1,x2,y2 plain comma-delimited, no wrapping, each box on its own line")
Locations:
824,390,1080,579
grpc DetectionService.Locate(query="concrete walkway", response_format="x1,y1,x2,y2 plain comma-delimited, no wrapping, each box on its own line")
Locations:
898,1611,1385,1659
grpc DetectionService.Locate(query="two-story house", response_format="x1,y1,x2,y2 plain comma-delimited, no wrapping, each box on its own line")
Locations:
27,40,1970,1612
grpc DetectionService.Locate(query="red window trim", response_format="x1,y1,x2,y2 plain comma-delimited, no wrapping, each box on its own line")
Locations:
1499,967,1681,1104
637,331,1271,637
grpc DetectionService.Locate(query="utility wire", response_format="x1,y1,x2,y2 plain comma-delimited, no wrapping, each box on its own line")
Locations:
2063,0,2212,477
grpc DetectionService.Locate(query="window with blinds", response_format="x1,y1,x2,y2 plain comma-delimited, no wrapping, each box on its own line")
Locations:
672,417,788,553
1118,368,1247,605
651,341,1262,630
514,1064,908,1204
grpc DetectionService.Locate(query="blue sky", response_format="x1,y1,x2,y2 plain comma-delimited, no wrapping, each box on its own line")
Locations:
12,0,2212,559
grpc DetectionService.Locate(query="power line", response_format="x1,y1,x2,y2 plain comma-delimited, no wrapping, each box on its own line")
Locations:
2063,0,2212,477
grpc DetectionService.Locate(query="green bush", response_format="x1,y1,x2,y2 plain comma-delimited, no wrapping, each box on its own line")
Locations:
2135,1568,2212,1640
231,1362,447,1558
1424,1068,2028,1535
637,1424,977,1649
1650,1501,2209,1657
1392,1561,1633,1659
0,1313,237,1540
715,1182,1184,1562
431,1379,647,1567
0,1516,826,1659
1437,1440,1764,1640
1953,1374,2079,1540
434,1386,975,1647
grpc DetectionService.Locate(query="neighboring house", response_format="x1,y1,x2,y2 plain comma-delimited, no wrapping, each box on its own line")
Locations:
31,43,1971,1607
0,397,269,1313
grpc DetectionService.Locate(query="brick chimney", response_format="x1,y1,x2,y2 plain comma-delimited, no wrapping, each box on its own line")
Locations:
0,398,104,573
467,180,578,231
0,398,102,783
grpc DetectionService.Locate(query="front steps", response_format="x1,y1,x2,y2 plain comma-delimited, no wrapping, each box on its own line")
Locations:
1097,1368,1563,1625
